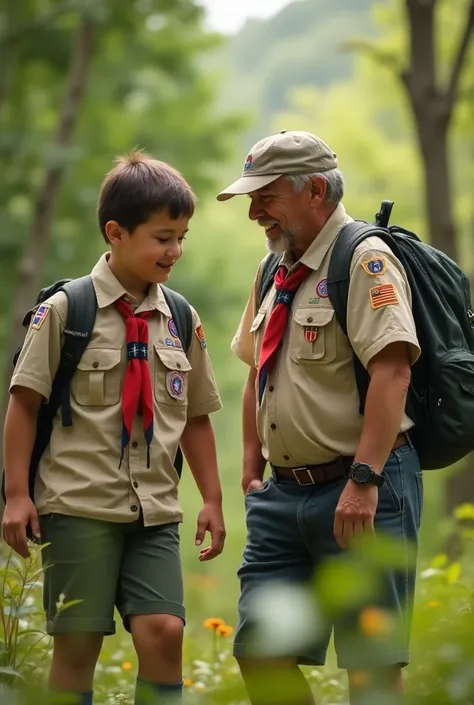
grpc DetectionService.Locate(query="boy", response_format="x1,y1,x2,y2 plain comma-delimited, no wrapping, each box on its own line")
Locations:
2,152,226,705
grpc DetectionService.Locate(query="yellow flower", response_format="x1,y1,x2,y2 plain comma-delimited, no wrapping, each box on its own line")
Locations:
204,617,225,630
359,607,393,637
183,678,193,687
350,671,371,688
122,661,133,671
217,624,234,637
427,600,441,609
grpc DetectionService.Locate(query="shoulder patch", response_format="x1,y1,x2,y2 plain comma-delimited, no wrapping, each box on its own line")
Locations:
195,323,207,349
31,304,51,330
361,256,387,276
369,283,399,310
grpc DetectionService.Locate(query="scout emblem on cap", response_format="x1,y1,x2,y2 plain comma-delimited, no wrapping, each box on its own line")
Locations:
303,326,318,343
244,154,253,171
167,371,185,400
361,256,387,276
168,319,179,338
316,278,328,298
195,324,207,349
31,304,50,330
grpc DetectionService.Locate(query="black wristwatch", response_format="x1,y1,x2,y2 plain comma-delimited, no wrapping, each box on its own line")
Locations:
348,462,384,488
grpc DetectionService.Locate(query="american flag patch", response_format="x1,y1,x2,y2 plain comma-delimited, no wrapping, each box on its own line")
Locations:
369,283,399,309
31,304,50,330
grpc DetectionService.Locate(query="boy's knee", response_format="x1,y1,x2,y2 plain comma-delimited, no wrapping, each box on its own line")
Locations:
131,613,184,659
52,633,103,670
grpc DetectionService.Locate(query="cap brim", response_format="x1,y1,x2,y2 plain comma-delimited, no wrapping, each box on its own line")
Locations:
216,174,281,201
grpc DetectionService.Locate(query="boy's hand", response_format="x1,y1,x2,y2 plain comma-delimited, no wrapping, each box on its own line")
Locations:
195,501,226,561
2,496,40,558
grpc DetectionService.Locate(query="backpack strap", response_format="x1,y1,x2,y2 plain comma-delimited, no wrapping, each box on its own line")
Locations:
257,253,281,309
161,286,193,353
327,220,388,414
58,276,98,427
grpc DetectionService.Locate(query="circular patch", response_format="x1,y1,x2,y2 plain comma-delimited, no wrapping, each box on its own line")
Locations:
316,278,328,298
244,154,253,171
165,337,174,347
167,371,184,400
174,339,182,349
168,319,179,338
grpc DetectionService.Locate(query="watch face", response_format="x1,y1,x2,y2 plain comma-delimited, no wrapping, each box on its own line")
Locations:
352,464,372,483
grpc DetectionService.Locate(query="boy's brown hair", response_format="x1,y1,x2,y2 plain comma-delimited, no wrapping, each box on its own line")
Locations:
98,150,196,242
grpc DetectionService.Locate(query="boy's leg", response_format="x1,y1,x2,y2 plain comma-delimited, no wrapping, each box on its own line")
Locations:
40,514,123,703
117,520,185,704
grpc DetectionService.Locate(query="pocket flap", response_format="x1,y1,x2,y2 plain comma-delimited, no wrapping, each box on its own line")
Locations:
154,345,192,372
77,348,121,371
293,307,335,327
250,310,266,333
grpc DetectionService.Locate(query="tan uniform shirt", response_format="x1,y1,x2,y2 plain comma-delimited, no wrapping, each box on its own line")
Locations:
232,203,420,466
10,254,222,525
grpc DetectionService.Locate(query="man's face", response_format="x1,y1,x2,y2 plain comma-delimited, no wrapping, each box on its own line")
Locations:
247,177,313,254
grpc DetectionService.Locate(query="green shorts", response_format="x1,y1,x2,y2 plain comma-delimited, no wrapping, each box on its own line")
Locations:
39,513,184,636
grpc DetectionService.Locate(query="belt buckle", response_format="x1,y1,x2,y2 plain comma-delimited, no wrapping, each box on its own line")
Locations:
292,466,315,486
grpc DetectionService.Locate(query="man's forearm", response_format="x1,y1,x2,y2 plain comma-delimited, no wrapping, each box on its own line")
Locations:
354,365,410,473
181,415,222,504
4,391,40,499
242,368,266,483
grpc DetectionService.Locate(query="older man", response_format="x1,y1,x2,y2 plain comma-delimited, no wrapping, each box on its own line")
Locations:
217,131,423,705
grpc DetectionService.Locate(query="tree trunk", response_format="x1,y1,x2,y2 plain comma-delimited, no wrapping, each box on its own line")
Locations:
1,16,95,436
402,0,474,517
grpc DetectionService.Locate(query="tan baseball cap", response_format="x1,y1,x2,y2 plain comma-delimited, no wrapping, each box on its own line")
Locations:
216,130,338,201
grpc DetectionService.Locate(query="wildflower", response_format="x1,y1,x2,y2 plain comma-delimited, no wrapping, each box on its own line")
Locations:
204,617,225,630
194,681,206,692
183,678,193,687
216,624,234,637
350,671,371,688
359,607,393,637
427,600,441,609
122,661,133,671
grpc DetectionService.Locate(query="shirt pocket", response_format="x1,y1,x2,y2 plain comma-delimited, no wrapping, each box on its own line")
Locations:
290,307,337,364
154,345,192,405
72,348,122,406
249,308,267,367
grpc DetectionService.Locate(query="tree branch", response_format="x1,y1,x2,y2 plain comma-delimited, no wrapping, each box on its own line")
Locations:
340,38,402,73
446,0,474,109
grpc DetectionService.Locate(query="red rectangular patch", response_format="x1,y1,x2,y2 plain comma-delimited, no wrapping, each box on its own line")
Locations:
369,283,399,310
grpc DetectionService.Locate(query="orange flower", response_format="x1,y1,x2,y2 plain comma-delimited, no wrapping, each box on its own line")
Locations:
204,617,225,630
122,661,133,671
183,678,193,687
359,607,393,637
350,671,371,688
217,624,234,637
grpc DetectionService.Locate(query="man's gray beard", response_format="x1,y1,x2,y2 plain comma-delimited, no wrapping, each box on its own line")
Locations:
266,231,294,254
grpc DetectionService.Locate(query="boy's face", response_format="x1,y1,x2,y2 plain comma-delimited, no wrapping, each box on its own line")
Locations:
107,211,189,285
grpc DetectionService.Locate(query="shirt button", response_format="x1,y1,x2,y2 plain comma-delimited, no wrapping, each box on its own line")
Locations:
270,423,277,430
269,385,275,392
132,441,138,448
176,362,181,369
133,481,138,489
307,316,313,323
92,361,99,369
284,455,290,460
130,504,138,513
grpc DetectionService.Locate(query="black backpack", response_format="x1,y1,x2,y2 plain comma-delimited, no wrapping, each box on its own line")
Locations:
1,276,193,509
257,201,474,471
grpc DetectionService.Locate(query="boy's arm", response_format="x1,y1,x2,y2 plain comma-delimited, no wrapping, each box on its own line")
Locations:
182,308,224,561
180,415,225,561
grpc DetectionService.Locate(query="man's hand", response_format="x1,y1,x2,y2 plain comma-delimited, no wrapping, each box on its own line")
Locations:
334,482,378,549
242,475,264,496
195,501,226,561
2,496,40,558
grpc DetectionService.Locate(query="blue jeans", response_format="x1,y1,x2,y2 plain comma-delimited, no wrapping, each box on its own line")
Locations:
234,443,422,669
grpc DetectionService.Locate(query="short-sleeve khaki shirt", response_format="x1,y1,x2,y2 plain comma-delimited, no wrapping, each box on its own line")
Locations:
232,203,420,466
10,254,222,525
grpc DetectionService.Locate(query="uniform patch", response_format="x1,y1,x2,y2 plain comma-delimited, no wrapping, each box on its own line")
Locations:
362,256,387,276
165,337,174,347
166,371,185,400
195,324,207,349
168,319,179,338
369,283,399,309
316,278,328,298
244,154,253,171
308,297,320,305
165,336,182,349
303,326,318,342
31,304,50,330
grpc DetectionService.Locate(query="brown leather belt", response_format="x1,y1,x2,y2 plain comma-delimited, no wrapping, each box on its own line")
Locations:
272,433,408,487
